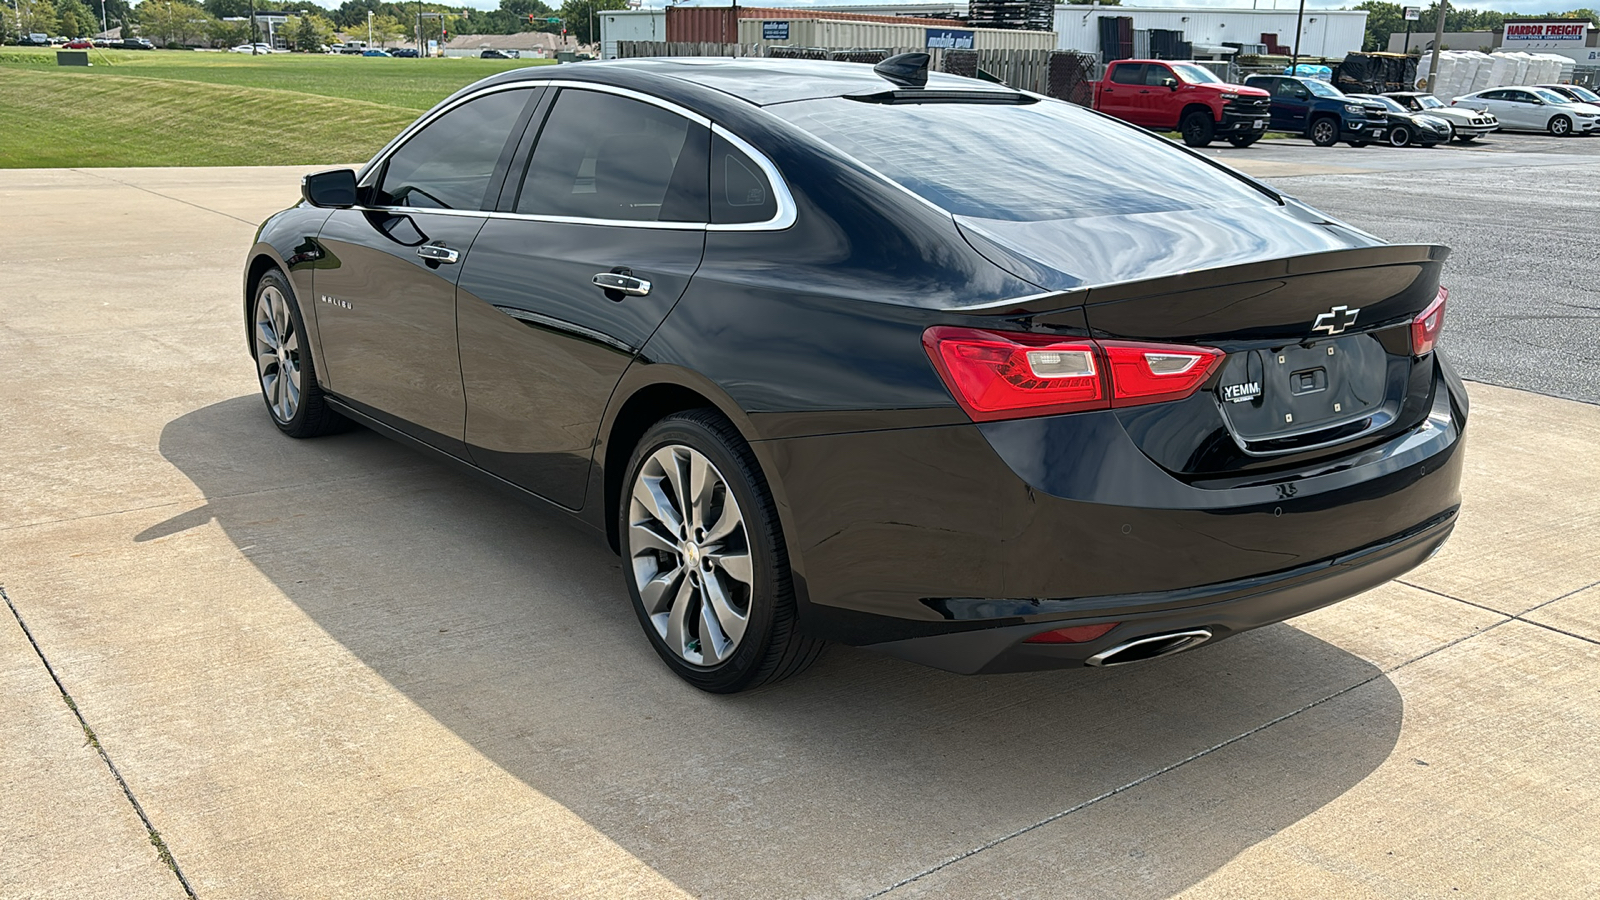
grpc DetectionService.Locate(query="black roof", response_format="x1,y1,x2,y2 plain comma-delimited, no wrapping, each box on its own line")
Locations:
501,57,1016,107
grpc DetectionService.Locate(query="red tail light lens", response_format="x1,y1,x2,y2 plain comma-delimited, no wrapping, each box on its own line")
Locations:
1023,622,1120,644
923,327,1224,422
1412,286,1447,356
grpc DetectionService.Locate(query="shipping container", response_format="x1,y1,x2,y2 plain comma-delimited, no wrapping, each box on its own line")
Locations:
738,17,1057,52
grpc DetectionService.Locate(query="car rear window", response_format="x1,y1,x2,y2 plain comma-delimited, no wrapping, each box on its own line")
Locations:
769,97,1272,222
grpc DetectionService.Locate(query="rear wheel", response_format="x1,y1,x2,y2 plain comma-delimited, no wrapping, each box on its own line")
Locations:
621,410,823,693
250,269,346,438
1180,111,1215,148
1310,117,1339,146
1387,125,1413,147
1228,134,1260,148
1549,115,1573,137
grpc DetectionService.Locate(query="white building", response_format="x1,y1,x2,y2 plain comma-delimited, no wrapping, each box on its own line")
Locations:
600,8,667,60
1054,5,1368,61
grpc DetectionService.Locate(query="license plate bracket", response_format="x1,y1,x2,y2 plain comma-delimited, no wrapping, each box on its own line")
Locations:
1216,335,1389,443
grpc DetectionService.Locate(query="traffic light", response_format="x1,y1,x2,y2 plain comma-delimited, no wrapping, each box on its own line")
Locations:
528,13,535,22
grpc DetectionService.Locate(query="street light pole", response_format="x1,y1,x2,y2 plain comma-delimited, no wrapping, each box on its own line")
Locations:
250,0,257,54
1290,0,1306,75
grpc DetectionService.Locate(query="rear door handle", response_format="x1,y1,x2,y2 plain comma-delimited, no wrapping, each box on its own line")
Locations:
417,243,459,264
592,272,651,297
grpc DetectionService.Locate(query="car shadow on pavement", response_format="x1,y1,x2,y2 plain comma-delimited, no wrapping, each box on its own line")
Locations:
151,396,1404,900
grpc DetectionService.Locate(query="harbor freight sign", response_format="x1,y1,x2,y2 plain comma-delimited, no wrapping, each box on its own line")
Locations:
762,21,789,41
925,28,974,50
1501,20,1591,48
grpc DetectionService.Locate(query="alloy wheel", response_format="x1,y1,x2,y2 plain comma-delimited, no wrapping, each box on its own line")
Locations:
1389,126,1412,147
1550,116,1571,136
628,444,754,667
253,285,301,423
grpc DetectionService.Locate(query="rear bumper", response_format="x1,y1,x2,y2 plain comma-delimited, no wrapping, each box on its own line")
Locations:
757,356,1467,671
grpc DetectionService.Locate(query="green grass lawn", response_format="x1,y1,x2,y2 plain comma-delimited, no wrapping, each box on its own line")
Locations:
0,48,556,167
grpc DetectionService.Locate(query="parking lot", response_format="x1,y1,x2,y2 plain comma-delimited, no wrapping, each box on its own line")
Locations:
2,137,1598,898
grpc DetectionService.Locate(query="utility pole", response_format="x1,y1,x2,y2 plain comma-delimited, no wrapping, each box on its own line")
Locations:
1290,0,1306,75
249,0,257,53
1425,0,1447,93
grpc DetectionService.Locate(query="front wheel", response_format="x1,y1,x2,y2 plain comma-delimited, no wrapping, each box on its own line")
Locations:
1180,111,1215,148
1549,115,1572,137
1310,117,1339,146
251,269,347,438
621,410,823,693
1228,134,1260,148
1387,125,1414,147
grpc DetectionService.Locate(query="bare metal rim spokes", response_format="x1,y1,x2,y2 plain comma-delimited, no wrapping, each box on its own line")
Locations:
253,285,301,424
628,444,754,667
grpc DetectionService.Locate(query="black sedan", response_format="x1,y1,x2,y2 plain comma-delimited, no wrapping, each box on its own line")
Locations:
243,56,1466,692
1349,93,1453,147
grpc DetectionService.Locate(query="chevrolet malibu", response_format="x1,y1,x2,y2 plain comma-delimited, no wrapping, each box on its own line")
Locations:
243,56,1466,692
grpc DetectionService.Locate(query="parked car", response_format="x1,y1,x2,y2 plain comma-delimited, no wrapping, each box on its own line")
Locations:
19,33,52,46
244,56,1466,692
1347,94,1452,147
115,37,154,50
1381,92,1498,141
1452,87,1600,136
230,43,277,54
1536,83,1600,108
480,48,518,59
63,38,94,49
362,48,391,57
1091,59,1272,148
1243,74,1389,146
390,47,418,58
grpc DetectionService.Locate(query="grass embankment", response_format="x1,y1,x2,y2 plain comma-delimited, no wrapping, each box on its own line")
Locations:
0,48,556,167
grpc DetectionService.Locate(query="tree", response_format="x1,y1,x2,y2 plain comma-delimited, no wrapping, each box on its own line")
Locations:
207,15,249,45
134,0,216,45
556,0,625,45
12,0,60,35
368,12,403,45
287,11,333,49
55,0,99,36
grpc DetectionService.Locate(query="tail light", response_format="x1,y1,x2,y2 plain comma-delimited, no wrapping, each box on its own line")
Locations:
1412,286,1447,356
923,326,1225,422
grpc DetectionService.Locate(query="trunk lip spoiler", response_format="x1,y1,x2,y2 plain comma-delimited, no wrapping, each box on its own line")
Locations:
947,244,1452,318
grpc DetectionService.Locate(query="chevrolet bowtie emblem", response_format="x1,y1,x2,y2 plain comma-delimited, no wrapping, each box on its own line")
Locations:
1312,305,1360,335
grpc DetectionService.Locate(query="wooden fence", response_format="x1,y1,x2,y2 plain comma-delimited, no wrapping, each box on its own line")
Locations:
614,42,1100,105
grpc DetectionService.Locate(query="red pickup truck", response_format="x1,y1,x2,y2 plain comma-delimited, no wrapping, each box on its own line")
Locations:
1092,59,1273,148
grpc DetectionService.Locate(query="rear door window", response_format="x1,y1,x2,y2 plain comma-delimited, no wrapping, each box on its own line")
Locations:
513,88,708,223
1110,64,1146,85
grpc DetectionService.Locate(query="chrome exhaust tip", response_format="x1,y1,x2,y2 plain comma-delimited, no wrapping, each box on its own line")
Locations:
1085,629,1213,668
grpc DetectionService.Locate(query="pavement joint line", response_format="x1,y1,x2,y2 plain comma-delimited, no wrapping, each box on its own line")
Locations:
1,584,199,899
859,615,1516,899
1398,577,1600,648
68,168,259,227
0,464,440,536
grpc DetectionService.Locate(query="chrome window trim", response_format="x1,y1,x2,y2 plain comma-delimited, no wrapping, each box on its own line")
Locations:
357,79,795,233
707,124,797,232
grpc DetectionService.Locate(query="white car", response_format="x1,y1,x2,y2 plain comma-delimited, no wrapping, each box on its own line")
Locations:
1537,83,1600,107
229,43,277,54
1382,92,1499,142
1452,87,1600,136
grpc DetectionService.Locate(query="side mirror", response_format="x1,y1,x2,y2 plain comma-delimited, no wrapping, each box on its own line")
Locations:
1162,77,1178,90
302,169,359,208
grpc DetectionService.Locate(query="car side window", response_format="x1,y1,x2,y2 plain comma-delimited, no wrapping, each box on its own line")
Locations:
374,89,532,211
711,133,778,226
1110,64,1145,85
514,89,709,223
1481,90,1508,101
1144,65,1173,86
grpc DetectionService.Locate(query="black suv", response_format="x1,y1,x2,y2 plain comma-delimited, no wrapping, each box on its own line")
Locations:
116,37,156,50
1245,75,1390,147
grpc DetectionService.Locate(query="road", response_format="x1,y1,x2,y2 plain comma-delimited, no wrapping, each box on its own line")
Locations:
1208,134,1600,404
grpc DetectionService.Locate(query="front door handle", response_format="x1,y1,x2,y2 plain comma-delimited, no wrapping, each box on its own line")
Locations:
592,272,651,297
417,243,459,264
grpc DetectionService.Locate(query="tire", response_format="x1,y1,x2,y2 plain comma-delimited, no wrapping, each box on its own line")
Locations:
1549,115,1572,137
1310,117,1339,146
1180,110,1215,148
1387,125,1413,147
250,269,347,438
1228,134,1260,148
620,410,823,693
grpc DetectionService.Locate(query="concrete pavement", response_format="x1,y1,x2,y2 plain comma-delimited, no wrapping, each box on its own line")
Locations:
1,165,1597,899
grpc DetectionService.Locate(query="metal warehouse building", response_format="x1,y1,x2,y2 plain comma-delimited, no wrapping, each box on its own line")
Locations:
1053,4,1369,60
